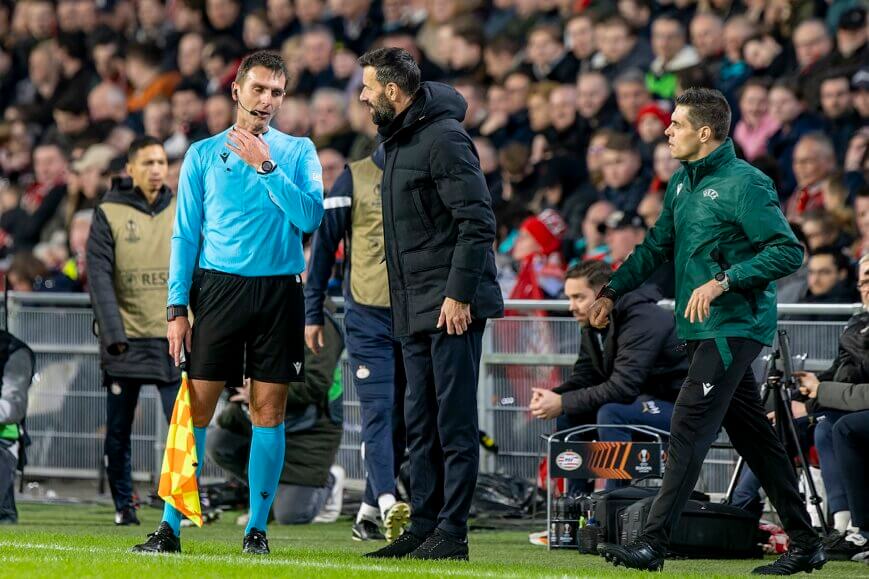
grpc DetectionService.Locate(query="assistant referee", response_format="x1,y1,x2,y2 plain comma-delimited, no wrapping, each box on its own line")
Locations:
591,88,825,576
132,51,324,555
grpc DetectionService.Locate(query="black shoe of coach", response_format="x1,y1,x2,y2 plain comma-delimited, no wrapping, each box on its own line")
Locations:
131,522,181,554
598,539,665,572
363,531,424,558
376,81,504,338
751,543,827,575
407,529,470,561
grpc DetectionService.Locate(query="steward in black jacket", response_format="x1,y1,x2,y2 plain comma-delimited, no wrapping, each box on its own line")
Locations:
87,178,179,385
85,137,179,523
377,80,504,337
553,283,687,415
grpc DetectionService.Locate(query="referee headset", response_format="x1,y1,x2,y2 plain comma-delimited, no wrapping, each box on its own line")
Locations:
232,84,282,119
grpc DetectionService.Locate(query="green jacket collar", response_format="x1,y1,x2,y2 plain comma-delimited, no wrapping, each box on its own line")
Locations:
681,138,736,187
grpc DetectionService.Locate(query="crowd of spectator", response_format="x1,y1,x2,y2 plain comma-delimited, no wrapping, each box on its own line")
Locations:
0,0,866,310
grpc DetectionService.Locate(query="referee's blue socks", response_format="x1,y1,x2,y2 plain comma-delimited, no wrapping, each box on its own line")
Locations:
246,423,286,535
161,426,207,536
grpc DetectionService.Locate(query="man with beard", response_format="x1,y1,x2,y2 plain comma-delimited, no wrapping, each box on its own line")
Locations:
357,47,503,561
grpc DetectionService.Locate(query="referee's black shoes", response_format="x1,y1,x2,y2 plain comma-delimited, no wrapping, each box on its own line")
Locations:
751,543,827,575
597,538,665,572
364,530,424,558
243,528,270,555
130,522,181,554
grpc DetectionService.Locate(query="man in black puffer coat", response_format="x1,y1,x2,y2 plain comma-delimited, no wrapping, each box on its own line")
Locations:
357,48,504,561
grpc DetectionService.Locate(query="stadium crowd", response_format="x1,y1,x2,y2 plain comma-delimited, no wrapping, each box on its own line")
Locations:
0,0,867,560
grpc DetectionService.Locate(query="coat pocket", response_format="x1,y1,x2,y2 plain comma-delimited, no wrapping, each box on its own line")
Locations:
409,188,435,236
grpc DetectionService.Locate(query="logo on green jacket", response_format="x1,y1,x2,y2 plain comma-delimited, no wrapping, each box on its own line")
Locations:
702,188,719,200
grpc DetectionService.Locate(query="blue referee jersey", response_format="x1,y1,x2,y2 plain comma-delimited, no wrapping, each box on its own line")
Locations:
168,126,324,306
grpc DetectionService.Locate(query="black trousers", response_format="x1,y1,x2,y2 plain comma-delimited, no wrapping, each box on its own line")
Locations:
105,377,178,511
643,338,817,549
400,322,484,540
833,410,869,530
0,441,16,522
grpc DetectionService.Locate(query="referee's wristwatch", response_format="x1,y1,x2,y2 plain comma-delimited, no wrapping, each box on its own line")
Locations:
167,305,188,322
714,271,730,292
258,159,276,175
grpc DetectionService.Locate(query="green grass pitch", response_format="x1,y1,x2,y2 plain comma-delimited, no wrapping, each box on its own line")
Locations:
0,504,866,578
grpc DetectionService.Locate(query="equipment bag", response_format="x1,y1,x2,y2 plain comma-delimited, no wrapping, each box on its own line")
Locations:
591,482,710,544
619,496,763,559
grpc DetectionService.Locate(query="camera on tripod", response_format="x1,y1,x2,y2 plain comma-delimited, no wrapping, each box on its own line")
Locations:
762,335,809,402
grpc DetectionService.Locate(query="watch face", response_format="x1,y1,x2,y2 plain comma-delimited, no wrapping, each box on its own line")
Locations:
715,272,725,282
261,160,274,173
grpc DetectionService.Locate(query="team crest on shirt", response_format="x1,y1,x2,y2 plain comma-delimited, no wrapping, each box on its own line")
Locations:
703,188,719,200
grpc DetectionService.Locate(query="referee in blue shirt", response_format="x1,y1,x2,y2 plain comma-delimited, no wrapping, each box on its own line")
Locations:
132,51,324,555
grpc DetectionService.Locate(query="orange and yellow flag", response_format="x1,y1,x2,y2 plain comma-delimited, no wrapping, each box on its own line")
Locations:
157,369,202,527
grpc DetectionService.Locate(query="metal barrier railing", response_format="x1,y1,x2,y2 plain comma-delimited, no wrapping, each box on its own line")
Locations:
4,292,859,496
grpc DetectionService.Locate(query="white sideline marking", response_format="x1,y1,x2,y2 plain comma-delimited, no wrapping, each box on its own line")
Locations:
0,542,542,578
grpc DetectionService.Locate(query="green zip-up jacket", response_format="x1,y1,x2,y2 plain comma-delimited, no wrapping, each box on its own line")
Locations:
607,139,803,346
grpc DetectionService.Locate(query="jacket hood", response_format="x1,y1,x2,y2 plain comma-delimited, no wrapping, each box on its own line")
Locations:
101,180,174,214
615,282,663,314
379,82,467,141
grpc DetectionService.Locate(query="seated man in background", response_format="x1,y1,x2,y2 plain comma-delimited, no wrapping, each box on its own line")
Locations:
0,331,35,524
530,260,687,490
796,255,869,561
792,246,860,321
207,305,345,526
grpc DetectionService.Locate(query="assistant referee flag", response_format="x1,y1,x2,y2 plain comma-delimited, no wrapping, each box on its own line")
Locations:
157,364,202,527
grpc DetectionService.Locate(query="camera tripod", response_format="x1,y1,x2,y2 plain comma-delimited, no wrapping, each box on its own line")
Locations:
724,329,829,535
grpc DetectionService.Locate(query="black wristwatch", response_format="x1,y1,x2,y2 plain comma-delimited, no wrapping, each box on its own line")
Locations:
258,159,276,174
596,285,617,301
167,305,188,321
714,271,730,292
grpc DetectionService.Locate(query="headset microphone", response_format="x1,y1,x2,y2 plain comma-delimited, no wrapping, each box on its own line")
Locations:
234,88,265,118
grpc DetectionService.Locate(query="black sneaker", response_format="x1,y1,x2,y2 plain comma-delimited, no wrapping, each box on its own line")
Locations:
383,502,410,543
115,507,140,526
131,522,181,554
243,528,269,555
751,543,827,575
407,529,469,561
353,519,386,542
598,538,665,572
364,530,424,558
822,531,866,562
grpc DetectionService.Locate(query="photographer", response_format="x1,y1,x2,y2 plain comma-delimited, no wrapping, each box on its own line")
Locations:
795,255,869,561
0,331,34,524
530,260,687,490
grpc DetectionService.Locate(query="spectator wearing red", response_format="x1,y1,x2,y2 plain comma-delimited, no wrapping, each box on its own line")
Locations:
509,209,567,305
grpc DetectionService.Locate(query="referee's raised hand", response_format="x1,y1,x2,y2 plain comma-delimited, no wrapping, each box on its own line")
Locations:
167,317,192,367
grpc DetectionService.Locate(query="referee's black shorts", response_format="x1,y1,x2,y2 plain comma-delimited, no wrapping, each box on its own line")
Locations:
188,269,305,384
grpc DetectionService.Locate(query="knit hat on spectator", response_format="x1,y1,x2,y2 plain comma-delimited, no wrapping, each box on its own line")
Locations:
838,5,866,31
73,144,116,174
635,103,671,130
520,209,567,256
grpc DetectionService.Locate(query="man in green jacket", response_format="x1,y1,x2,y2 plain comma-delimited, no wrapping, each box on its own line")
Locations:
591,88,825,575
